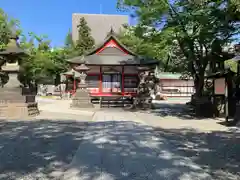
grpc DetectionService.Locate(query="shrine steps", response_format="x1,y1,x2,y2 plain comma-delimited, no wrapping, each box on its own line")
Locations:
91,97,133,108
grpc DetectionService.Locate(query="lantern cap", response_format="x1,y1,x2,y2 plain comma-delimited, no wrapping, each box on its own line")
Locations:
137,66,150,71
75,64,90,71
0,35,25,56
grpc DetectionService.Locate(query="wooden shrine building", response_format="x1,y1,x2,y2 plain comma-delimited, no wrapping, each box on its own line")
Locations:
65,28,158,98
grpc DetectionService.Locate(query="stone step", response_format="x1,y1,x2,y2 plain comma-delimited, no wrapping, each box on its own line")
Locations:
0,103,39,119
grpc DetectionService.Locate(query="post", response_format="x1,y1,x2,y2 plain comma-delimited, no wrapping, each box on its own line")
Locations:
73,77,76,92
99,66,102,93
225,79,229,122
122,66,124,95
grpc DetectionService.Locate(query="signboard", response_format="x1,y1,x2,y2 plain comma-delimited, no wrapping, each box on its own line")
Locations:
214,78,225,95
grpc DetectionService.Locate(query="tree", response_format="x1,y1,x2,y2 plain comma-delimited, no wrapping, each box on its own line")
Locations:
63,30,79,59
118,25,183,72
65,29,74,49
19,33,69,86
117,0,239,96
75,17,95,55
0,8,22,50
0,8,70,87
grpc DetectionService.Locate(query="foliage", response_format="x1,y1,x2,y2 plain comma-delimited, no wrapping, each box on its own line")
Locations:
0,8,75,86
0,8,21,49
19,33,69,85
75,17,95,55
65,29,74,49
118,25,183,72
117,0,239,96
0,9,69,86
224,59,238,73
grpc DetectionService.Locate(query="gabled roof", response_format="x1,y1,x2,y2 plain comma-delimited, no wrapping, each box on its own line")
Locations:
66,54,159,65
86,28,138,56
66,28,159,65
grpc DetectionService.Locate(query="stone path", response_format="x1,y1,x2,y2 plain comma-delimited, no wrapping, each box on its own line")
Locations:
37,98,95,117
62,111,240,180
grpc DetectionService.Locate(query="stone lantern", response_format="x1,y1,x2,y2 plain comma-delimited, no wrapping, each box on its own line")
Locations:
0,33,39,119
70,64,93,108
137,66,150,83
131,66,154,109
75,64,90,88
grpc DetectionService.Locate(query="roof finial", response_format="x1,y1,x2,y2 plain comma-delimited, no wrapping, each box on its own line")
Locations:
105,27,115,39
110,26,114,34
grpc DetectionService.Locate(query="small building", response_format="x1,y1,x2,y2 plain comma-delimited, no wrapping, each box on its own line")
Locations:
66,28,158,98
156,72,194,97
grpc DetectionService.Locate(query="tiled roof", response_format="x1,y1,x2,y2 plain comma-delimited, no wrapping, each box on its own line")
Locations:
67,54,159,65
72,13,129,44
86,29,137,56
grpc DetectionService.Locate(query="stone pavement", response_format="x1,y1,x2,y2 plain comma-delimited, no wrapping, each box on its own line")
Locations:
134,111,229,132
0,98,239,180
62,110,240,180
37,98,95,117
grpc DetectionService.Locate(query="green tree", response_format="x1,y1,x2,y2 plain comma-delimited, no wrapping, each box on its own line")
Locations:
19,33,69,85
0,8,21,49
0,8,69,86
63,30,79,59
118,0,239,96
65,29,74,48
75,17,95,55
118,25,184,72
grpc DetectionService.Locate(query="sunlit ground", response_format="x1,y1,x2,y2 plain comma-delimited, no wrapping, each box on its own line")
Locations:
0,117,239,180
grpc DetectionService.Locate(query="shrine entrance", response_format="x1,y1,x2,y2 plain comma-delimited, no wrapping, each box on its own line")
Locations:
102,73,121,93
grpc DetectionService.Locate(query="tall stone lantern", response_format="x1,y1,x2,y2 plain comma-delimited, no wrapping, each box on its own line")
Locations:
70,64,93,108
0,34,39,119
129,66,154,109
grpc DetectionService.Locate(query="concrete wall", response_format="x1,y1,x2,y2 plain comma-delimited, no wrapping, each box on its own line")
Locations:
72,13,129,44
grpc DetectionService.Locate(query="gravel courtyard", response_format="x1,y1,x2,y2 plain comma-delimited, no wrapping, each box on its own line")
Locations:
0,116,91,180
0,99,239,180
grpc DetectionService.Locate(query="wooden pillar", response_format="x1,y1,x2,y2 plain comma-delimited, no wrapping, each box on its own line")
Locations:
225,78,229,122
122,66,124,95
73,76,76,92
65,75,67,92
99,66,102,93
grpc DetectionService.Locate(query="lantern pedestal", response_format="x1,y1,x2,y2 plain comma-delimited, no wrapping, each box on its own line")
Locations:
70,88,93,109
0,67,39,119
70,66,93,109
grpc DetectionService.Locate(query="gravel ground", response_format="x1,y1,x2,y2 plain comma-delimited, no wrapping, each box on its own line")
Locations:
63,112,240,180
1,99,239,180
0,115,91,180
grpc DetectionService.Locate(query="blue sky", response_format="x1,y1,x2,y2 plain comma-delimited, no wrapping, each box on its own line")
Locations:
1,0,130,47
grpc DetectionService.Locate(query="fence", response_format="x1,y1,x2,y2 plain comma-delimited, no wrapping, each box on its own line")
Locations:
159,85,195,97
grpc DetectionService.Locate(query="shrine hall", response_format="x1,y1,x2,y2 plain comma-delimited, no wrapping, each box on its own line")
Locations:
64,28,158,98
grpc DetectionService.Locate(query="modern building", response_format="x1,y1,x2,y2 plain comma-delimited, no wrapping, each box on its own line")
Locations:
72,13,129,44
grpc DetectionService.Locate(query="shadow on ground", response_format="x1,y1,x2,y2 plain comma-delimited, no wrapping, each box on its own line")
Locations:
143,102,197,120
0,120,239,180
0,120,88,179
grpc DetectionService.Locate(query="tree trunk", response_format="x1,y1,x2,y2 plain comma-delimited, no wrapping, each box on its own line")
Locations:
195,73,205,97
